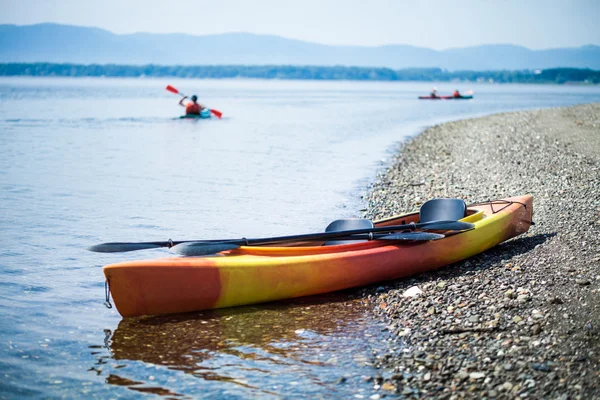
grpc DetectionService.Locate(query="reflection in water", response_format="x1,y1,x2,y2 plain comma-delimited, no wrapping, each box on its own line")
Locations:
92,292,389,398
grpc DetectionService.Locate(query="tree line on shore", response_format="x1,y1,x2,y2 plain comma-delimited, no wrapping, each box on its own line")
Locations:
1,63,598,84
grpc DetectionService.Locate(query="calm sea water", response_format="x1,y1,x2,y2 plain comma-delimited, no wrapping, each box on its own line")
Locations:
1,77,600,398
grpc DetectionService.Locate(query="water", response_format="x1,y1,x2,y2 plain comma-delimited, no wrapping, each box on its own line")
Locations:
1,77,599,398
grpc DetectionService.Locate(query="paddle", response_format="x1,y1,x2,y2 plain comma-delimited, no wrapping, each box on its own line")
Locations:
171,232,446,257
87,220,474,253
165,85,223,118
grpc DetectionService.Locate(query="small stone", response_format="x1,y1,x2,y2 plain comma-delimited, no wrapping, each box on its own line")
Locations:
398,328,410,336
381,382,396,391
455,371,469,381
548,296,563,305
391,374,403,382
532,311,544,320
532,324,542,335
585,320,594,333
505,289,517,299
469,372,485,380
531,363,551,372
575,279,591,286
423,372,431,381
513,316,523,323
517,294,530,303
403,286,423,297
503,363,514,371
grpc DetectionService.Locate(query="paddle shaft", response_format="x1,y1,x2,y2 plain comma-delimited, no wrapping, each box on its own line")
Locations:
172,231,445,256
89,220,472,252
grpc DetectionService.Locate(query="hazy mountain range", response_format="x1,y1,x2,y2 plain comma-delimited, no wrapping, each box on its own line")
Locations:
1,23,599,70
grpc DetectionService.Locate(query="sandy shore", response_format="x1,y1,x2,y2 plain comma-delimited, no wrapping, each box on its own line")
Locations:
361,103,600,399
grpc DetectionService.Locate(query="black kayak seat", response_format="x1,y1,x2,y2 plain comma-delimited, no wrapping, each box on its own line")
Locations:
419,198,467,223
323,218,374,245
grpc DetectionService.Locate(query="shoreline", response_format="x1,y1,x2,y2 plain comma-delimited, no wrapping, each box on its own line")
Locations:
361,103,600,398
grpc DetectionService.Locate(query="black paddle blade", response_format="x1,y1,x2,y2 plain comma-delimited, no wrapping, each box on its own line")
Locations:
171,242,241,256
381,232,445,241
419,221,474,231
87,242,167,253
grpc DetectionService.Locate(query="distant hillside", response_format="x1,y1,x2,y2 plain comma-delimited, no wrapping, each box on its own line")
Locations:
1,23,599,70
2,64,599,84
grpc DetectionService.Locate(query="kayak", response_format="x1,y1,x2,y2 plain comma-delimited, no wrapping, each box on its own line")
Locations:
179,108,212,119
418,95,473,100
103,195,532,317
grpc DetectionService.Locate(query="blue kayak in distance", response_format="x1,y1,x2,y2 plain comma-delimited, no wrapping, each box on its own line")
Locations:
179,109,212,119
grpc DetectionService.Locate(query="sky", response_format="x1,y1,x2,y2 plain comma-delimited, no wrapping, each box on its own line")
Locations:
2,0,599,50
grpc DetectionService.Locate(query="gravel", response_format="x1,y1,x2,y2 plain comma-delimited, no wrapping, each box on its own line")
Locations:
359,103,600,399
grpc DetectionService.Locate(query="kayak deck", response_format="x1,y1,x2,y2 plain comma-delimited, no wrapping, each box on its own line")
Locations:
179,109,211,119
104,195,532,317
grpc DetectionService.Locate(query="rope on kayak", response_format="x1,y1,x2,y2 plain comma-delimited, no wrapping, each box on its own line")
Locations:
467,199,527,213
104,279,113,309
467,199,534,225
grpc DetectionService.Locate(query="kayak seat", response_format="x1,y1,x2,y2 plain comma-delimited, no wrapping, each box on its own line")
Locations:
419,198,467,223
324,218,374,246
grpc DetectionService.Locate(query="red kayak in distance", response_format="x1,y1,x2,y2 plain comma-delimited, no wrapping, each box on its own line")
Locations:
418,95,474,100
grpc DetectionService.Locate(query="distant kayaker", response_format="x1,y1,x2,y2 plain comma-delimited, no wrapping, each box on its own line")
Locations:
431,88,439,98
179,95,205,115
453,90,461,98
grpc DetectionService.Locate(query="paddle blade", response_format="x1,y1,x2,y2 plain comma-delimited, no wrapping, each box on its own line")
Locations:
165,85,179,94
87,242,165,253
171,242,240,256
419,221,474,231
381,232,444,241
210,109,223,119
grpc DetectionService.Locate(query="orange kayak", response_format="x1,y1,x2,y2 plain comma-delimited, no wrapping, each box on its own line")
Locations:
103,195,533,317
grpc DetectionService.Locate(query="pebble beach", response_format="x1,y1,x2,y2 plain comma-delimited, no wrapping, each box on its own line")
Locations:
361,103,600,399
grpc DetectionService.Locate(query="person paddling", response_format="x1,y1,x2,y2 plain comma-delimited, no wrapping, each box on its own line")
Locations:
179,95,205,116
452,89,461,98
431,87,439,98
